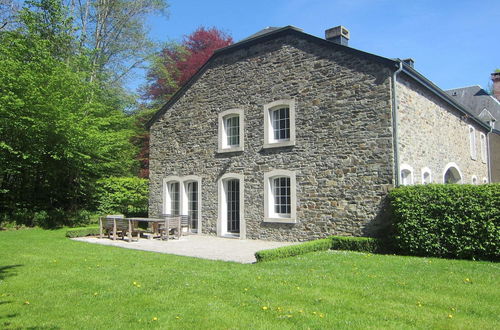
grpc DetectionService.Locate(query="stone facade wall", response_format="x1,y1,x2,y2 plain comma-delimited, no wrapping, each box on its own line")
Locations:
149,35,395,241
397,74,489,184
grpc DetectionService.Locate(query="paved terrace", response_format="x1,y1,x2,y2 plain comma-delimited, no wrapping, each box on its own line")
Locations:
72,235,297,263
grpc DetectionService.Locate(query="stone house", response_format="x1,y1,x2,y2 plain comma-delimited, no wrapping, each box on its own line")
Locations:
147,26,490,241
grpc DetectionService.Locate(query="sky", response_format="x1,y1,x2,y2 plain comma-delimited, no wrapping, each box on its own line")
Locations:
137,0,500,93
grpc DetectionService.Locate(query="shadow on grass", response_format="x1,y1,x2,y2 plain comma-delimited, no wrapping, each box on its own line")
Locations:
0,265,22,281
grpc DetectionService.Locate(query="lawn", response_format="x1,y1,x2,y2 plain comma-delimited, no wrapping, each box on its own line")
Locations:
0,229,498,329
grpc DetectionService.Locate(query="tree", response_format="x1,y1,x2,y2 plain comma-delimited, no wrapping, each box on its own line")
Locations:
144,26,233,103
134,27,233,178
0,0,136,227
64,0,169,84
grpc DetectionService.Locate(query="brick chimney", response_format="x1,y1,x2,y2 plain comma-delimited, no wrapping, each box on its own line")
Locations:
325,26,350,46
492,72,500,101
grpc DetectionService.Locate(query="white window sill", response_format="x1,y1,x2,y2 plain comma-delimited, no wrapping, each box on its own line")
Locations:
263,217,297,224
218,146,244,153
263,140,295,149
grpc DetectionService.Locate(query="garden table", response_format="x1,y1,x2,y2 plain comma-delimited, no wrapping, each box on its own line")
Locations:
125,217,180,242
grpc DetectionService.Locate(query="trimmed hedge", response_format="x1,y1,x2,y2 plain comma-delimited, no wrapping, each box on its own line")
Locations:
388,184,500,261
255,238,332,262
255,236,383,262
66,227,100,238
331,236,384,253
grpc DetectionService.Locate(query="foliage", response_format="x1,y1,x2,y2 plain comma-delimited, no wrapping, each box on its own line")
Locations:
0,0,137,227
1,228,499,328
95,177,149,217
330,236,385,253
144,27,233,103
388,184,500,261
255,238,332,262
65,226,100,238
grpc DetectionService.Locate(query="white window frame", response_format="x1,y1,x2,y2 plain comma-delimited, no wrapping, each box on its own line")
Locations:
471,176,478,185
421,167,432,184
218,109,244,153
163,175,202,234
400,164,414,186
263,170,297,223
182,176,202,234
217,173,245,239
442,162,463,184
479,132,487,163
468,125,477,160
263,99,296,148
482,177,488,184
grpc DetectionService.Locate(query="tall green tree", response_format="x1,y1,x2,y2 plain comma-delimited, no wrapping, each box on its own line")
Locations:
0,0,136,226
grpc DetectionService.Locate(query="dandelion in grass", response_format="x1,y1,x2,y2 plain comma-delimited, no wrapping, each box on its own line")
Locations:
262,306,269,310
24,301,30,305
152,317,158,321
448,314,453,318
93,292,98,296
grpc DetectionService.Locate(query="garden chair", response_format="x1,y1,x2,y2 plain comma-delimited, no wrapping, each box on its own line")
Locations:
158,214,180,241
99,214,126,240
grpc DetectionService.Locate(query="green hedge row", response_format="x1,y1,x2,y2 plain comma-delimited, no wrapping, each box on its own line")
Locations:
66,227,100,238
95,177,149,217
388,184,500,261
255,236,382,262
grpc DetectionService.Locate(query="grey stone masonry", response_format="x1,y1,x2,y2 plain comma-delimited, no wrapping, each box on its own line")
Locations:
397,74,489,184
149,34,395,241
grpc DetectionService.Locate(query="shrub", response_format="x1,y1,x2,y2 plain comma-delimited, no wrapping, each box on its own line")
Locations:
330,236,384,253
66,227,100,238
95,177,149,217
388,184,500,261
255,238,332,262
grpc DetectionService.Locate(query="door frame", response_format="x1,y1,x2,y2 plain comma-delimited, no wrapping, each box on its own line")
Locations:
217,173,245,239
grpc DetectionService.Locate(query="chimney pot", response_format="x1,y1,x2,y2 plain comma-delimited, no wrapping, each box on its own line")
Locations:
403,58,415,68
492,71,500,102
325,26,350,46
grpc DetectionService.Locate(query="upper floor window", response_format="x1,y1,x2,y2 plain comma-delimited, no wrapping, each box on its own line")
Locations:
480,133,487,163
469,125,477,160
264,170,297,223
218,109,244,153
264,100,296,148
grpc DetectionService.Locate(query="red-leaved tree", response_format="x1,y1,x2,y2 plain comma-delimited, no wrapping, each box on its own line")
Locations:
136,27,233,178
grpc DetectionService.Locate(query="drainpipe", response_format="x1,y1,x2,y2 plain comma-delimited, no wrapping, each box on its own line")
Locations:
391,61,403,186
487,126,493,183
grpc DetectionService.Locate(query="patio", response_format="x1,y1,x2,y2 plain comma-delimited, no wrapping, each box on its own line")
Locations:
72,235,297,263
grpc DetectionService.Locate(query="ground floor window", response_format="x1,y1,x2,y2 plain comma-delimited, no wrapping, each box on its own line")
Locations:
443,163,462,184
264,170,297,223
163,176,202,233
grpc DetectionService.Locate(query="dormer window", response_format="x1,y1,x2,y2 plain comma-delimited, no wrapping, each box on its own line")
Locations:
218,109,244,153
264,100,296,148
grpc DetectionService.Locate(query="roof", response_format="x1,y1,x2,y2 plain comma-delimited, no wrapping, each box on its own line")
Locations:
146,26,491,131
445,86,500,124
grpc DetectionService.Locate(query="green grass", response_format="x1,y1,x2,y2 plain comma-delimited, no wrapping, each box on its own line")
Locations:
0,229,499,329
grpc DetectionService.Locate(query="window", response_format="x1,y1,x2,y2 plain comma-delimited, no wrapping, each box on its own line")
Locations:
471,176,478,185
480,133,487,163
421,167,432,184
218,109,244,153
166,181,180,216
400,164,414,186
469,125,477,160
264,100,296,148
264,170,297,223
443,162,462,184
164,175,202,234
482,177,488,184
185,181,199,230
